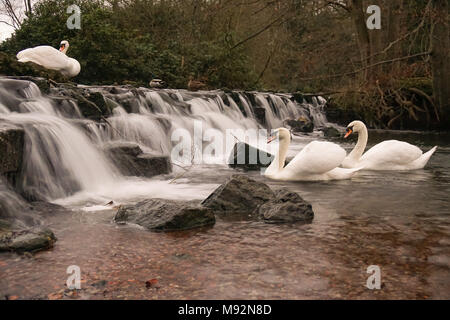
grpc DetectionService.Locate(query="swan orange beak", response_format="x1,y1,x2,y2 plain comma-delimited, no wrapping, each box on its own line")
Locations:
344,129,352,138
267,135,277,144
59,45,65,52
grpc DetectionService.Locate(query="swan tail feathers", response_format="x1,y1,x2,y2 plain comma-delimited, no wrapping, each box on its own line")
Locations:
410,146,437,169
16,50,32,63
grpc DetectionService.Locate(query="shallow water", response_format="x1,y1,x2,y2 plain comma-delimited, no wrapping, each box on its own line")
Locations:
1,131,449,300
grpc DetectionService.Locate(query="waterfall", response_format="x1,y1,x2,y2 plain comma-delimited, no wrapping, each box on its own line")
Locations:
3,113,119,200
0,177,39,228
0,77,333,205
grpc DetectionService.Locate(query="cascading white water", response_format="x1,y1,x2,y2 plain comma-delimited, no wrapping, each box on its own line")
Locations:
0,177,39,228
2,113,119,200
0,77,333,208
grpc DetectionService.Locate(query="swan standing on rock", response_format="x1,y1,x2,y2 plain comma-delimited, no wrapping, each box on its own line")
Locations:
264,128,360,181
342,120,437,170
16,40,81,78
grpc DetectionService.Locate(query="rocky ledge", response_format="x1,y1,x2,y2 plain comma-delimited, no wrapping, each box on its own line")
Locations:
0,122,24,185
103,142,172,178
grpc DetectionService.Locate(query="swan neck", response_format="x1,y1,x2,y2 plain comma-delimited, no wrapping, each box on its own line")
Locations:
269,138,289,174
350,125,368,160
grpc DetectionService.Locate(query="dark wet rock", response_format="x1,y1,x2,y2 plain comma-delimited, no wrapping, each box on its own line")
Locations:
0,123,24,175
105,141,143,158
292,93,305,104
322,126,341,138
114,199,215,231
0,123,24,185
104,142,172,178
202,175,275,216
228,142,274,171
258,188,314,224
253,107,266,125
0,227,56,253
68,90,110,120
134,154,172,178
284,118,314,133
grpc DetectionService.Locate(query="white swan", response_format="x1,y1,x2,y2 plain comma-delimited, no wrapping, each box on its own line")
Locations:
17,40,81,78
342,120,437,170
264,128,360,181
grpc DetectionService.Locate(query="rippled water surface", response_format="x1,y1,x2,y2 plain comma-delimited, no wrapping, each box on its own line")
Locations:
1,131,449,300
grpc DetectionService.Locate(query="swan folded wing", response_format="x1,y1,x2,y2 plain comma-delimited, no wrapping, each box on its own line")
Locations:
284,141,346,174
361,140,423,165
17,46,70,71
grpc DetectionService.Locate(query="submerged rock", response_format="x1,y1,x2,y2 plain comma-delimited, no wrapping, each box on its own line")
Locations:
228,142,274,171
258,189,314,223
201,175,274,216
114,199,215,231
0,227,56,253
284,118,314,133
104,142,172,178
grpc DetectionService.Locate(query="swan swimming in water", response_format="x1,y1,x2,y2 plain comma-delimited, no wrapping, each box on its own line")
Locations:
264,128,360,181
341,120,437,170
16,40,81,78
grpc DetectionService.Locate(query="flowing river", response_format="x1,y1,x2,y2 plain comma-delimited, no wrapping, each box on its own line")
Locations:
0,77,449,299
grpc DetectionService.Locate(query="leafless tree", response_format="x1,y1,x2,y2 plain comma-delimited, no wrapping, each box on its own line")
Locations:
0,0,36,29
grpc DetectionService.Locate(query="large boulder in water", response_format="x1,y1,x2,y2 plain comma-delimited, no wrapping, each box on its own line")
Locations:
258,189,314,223
228,142,274,171
114,199,215,231
0,227,56,253
201,175,275,216
104,142,172,178
202,175,314,223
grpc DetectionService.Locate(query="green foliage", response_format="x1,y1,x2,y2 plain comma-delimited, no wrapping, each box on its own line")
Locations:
0,0,259,89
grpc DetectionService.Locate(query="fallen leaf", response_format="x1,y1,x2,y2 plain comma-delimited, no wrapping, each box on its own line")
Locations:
145,278,158,288
48,292,63,300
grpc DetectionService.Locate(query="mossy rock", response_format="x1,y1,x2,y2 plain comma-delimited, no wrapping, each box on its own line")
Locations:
0,227,57,253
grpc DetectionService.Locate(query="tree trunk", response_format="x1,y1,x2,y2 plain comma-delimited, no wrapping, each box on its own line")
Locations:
368,0,384,77
350,0,371,81
431,0,450,129
387,0,404,72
